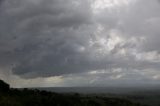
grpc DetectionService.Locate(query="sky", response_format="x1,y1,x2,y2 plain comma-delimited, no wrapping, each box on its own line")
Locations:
1,0,160,88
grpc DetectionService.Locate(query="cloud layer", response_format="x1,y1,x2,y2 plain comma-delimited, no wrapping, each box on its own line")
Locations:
0,0,160,87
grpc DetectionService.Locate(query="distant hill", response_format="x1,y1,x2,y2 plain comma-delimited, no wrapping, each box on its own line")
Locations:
36,86,160,94
0,80,148,106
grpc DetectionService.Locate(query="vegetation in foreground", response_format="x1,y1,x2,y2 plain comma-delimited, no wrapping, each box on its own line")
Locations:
0,80,147,106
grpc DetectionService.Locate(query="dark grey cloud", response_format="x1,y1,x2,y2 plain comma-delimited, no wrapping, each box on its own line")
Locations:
0,0,97,78
0,0,160,87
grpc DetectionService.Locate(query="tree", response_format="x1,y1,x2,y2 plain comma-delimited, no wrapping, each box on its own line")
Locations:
0,79,10,92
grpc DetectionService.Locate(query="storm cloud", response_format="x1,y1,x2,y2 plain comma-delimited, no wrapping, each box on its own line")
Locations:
0,0,160,87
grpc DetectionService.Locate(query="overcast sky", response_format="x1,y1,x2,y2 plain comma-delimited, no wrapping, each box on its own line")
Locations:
1,0,160,88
